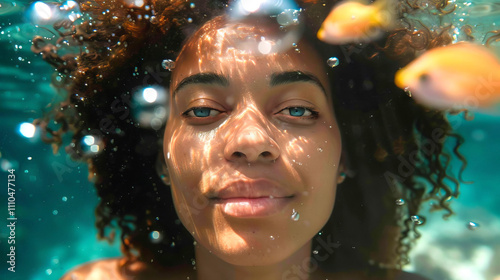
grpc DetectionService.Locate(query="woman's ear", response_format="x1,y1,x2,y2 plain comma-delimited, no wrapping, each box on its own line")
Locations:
155,150,171,186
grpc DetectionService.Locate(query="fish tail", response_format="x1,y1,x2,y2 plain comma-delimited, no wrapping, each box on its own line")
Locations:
373,0,395,28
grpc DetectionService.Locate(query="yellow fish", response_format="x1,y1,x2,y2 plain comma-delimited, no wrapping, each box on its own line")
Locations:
395,42,500,110
317,0,394,44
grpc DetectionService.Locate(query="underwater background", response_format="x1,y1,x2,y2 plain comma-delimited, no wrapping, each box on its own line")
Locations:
0,0,499,279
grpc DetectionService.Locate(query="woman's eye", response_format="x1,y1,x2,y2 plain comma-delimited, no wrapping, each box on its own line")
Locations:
183,107,221,118
278,107,318,118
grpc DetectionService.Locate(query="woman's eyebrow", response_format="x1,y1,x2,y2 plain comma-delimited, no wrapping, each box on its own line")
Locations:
173,72,229,96
270,71,327,95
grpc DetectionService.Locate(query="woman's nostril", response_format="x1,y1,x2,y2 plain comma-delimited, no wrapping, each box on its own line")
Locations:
261,151,272,158
233,151,244,158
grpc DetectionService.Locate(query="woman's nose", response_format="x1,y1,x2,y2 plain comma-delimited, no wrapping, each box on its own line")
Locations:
223,117,280,163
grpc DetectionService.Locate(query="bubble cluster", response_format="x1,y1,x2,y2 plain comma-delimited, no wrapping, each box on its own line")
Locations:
80,135,103,155
132,86,169,130
228,0,303,55
410,215,425,225
29,1,82,25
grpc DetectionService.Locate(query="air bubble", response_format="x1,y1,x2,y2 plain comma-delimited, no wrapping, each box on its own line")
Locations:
466,221,479,230
62,196,68,202
312,250,318,255
291,209,300,221
410,215,425,225
162,59,175,70
52,210,58,215
150,231,162,243
270,235,275,240
317,148,323,152
327,57,339,68
395,198,405,206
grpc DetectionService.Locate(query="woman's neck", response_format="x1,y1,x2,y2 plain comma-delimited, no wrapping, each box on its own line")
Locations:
195,240,315,280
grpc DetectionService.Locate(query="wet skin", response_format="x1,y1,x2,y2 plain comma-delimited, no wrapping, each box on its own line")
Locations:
163,20,343,280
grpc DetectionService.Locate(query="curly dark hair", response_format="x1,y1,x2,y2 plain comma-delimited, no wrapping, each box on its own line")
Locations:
33,0,466,276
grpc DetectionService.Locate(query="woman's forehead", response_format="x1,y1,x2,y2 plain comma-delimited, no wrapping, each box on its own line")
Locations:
172,22,328,90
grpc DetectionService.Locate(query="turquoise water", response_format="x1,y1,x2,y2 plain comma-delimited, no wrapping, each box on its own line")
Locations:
0,1,500,279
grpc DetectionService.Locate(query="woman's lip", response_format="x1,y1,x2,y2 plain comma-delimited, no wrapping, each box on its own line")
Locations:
212,197,293,218
209,178,294,199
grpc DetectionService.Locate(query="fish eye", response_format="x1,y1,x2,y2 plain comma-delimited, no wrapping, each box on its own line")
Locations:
419,74,429,83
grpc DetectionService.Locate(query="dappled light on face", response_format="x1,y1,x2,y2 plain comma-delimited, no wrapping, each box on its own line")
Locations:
185,12,302,60
164,14,342,268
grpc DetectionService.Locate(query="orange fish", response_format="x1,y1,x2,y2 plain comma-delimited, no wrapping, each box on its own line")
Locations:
395,42,500,110
317,0,394,44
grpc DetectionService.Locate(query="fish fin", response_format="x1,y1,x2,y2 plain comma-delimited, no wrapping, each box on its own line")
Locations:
317,28,325,40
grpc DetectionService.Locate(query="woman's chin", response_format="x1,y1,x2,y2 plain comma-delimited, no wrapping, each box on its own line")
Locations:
198,236,299,266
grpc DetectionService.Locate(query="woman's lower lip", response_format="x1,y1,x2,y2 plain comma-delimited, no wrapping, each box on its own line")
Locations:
213,197,292,218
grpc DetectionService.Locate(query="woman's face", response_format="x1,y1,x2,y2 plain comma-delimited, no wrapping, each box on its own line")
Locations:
164,21,342,266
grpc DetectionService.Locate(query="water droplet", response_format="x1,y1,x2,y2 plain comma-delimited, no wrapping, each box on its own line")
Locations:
410,215,424,225
52,210,58,215
62,196,68,202
327,57,339,68
466,221,479,230
395,198,405,206
162,59,175,70
312,250,319,255
291,209,300,221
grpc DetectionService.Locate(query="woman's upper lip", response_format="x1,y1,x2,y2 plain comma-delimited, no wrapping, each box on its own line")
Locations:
208,179,294,199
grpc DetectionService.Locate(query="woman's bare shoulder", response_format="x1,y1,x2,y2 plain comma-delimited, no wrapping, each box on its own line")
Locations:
395,271,430,280
315,269,430,280
60,258,124,280
60,257,195,280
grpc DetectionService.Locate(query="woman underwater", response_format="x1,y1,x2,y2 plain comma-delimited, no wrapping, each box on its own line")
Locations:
33,0,466,279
